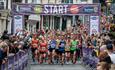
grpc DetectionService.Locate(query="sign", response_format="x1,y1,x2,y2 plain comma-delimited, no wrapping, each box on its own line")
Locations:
13,15,23,33
12,3,100,15
90,16,99,35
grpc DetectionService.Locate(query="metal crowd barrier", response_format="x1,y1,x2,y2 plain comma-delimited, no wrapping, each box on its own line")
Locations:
82,47,99,70
1,50,29,70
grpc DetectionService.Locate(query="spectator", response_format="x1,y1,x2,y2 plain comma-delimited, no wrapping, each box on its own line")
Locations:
1,30,9,40
97,62,110,70
98,51,112,64
106,44,115,64
0,42,8,66
100,41,107,52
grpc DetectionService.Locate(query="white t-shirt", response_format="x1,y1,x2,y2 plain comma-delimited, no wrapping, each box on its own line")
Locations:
109,53,115,64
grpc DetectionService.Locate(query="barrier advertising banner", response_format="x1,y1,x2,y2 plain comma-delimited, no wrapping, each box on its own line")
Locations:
8,55,14,70
13,15,23,33
14,53,19,70
12,3,100,15
90,16,99,35
0,51,28,70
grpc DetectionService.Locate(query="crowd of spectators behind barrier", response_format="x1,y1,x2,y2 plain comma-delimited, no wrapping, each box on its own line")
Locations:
81,30,115,70
0,30,31,68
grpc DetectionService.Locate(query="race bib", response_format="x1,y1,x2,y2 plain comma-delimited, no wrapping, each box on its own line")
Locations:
60,43,65,47
50,43,56,48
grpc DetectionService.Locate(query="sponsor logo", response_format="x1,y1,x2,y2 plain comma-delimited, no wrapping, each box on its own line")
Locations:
15,16,21,19
34,5,43,14
91,16,97,20
69,5,79,14
83,6,95,13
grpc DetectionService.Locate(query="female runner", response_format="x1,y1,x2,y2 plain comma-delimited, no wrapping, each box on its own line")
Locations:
39,37,47,64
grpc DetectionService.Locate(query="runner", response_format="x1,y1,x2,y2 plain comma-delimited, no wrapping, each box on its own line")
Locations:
31,34,39,62
58,35,66,64
70,36,79,64
65,36,71,64
39,37,47,64
55,35,60,64
48,36,57,64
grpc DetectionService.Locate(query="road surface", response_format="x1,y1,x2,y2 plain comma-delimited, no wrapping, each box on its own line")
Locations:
30,64,86,70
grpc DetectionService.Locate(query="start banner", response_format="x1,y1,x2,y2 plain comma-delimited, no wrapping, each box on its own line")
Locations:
12,3,100,15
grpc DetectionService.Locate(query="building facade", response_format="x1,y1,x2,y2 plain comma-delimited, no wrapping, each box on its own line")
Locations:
0,0,12,35
17,0,94,32
0,0,96,34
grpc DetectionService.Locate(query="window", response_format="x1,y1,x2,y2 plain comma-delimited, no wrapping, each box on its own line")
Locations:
32,0,41,4
62,0,73,3
69,0,73,3
0,2,4,10
25,0,28,3
81,0,87,2
32,0,37,3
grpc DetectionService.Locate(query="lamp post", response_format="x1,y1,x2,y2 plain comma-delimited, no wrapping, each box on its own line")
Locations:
106,0,112,24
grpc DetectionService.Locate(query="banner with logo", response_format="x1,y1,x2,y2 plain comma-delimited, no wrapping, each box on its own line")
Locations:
12,4,100,15
90,16,100,35
13,15,23,33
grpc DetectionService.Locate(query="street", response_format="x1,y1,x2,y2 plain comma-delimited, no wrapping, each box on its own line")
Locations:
30,64,86,70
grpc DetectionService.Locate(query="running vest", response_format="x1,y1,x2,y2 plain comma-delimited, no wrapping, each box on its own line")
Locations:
40,42,47,52
70,40,78,51
50,40,56,49
59,40,66,48
71,40,78,47
31,38,39,48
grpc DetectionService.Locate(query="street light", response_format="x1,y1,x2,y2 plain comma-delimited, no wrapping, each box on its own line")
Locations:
105,0,113,24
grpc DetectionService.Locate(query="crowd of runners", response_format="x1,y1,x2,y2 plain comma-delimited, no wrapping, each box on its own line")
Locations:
30,29,82,64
